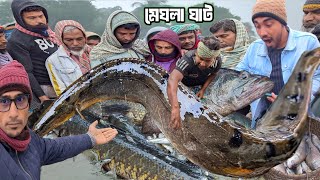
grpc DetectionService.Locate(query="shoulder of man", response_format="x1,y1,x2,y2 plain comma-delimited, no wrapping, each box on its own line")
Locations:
288,28,319,44
176,50,195,70
8,29,34,42
178,50,196,64
7,30,36,50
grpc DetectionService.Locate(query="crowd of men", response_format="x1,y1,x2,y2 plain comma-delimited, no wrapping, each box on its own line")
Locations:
0,0,320,178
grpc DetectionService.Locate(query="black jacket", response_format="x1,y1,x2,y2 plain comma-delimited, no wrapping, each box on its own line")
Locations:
7,0,58,98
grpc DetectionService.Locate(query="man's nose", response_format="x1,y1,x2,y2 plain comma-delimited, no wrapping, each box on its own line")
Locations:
257,27,268,37
124,35,132,41
0,38,7,43
8,101,19,118
200,61,206,67
159,48,166,54
72,40,80,46
36,17,45,24
304,13,314,22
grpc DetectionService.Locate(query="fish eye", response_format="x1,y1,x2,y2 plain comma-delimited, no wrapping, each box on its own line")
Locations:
240,72,249,79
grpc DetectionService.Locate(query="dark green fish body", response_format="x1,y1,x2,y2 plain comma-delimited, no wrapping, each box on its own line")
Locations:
33,47,320,178
311,94,320,117
59,113,211,179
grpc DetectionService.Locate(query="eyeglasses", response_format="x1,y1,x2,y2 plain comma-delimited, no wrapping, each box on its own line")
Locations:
0,94,30,112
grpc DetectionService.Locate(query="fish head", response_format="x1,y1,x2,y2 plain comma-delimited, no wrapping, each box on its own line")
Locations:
207,68,274,116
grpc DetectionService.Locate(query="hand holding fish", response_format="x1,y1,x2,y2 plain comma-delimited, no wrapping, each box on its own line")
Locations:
266,92,277,102
196,89,205,99
170,107,182,129
87,120,118,145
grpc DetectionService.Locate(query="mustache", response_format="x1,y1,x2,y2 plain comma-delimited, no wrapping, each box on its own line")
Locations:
6,118,23,125
30,23,48,30
303,22,317,28
261,35,271,40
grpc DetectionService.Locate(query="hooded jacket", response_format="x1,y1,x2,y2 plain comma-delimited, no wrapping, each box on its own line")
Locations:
143,26,168,43
46,20,91,96
89,10,150,68
7,0,58,99
148,29,181,73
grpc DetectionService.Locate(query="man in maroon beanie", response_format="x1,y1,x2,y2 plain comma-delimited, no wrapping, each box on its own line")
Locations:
0,61,118,179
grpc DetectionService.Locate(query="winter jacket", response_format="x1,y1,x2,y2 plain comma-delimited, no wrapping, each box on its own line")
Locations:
0,129,92,180
46,46,83,96
90,10,150,68
148,29,181,73
236,28,320,127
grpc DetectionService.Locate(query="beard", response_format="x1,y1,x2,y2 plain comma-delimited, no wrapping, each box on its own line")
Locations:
70,48,84,57
26,23,49,36
121,41,134,48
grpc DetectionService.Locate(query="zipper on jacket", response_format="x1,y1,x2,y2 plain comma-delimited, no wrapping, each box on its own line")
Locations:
16,150,33,180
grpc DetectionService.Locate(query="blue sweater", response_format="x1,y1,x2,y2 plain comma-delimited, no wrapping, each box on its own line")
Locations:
0,130,93,180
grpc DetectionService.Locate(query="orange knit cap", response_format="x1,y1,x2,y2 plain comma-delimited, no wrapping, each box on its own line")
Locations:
252,0,287,26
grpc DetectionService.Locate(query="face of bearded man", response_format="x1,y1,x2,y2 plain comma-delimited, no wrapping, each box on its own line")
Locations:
22,11,48,30
63,28,86,56
303,8,320,32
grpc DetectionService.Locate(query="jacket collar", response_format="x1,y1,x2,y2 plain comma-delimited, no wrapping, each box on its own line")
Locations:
57,45,71,58
257,27,296,57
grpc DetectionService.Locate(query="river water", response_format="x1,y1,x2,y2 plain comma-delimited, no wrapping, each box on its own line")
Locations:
41,150,116,180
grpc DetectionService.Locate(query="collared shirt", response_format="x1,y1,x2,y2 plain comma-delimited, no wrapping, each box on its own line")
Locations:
236,28,320,127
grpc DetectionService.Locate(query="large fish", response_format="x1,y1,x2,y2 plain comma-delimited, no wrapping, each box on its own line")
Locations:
32,57,277,177
166,48,320,177
56,111,213,179
205,69,272,116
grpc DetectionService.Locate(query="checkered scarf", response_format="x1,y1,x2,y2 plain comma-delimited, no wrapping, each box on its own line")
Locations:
15,23,60,46
220,19,250,69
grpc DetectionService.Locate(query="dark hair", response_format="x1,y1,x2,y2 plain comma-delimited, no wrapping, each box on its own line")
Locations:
117,23,139,30
22,6,44,13
0,26,4,33
210,19,236,34
179,30,194,35
201,36,220,50
87,35,101,41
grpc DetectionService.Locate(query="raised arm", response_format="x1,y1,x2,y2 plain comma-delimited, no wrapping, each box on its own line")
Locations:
167,69,184,129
